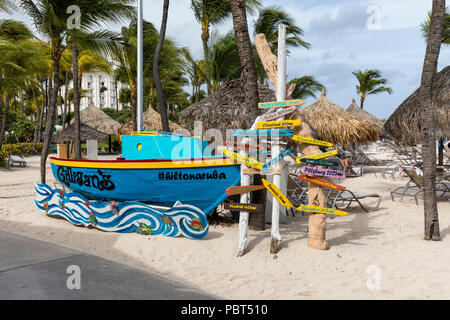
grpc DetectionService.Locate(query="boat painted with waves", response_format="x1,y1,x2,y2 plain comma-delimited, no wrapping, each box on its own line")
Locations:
50,133,241,215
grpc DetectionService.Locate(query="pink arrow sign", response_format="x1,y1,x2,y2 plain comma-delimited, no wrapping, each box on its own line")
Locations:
259,106,297,122
301,166,346,179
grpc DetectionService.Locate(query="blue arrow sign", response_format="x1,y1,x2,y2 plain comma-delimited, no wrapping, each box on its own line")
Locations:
260,147,294,173
233,129,294,137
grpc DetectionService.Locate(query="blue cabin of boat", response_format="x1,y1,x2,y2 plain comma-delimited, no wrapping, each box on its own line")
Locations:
121,134,214,160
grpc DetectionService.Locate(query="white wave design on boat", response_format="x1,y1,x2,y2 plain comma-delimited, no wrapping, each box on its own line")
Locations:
34,183,209,239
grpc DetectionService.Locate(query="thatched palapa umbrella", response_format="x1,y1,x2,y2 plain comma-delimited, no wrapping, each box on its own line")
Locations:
294,90,378,147
73,103,122,153
77,103,122,135
347,99,386,136
120,106,185,134
53,123,108,144
179,78,275,135
384,66,449,145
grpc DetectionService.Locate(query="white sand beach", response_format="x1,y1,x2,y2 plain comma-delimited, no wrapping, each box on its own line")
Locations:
1,151,449,300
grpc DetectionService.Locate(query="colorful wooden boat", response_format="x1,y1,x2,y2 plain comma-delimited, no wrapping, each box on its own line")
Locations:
50,134,241,215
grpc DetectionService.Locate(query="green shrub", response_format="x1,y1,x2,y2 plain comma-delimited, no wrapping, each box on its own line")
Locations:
0,149,9,167
1,142,43,156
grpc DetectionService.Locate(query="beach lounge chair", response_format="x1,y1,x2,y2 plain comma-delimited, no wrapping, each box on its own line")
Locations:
8,155,26,167
327,189,382,214
390,166,450,205
287,173,309,216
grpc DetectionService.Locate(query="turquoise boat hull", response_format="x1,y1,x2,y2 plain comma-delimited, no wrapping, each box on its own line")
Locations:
50,157,241,215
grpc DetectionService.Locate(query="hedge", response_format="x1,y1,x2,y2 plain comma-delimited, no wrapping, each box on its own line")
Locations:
0,149,9,167
1,142,44,157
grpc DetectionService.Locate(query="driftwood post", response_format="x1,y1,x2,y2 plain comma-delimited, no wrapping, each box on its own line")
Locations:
255,31,329,251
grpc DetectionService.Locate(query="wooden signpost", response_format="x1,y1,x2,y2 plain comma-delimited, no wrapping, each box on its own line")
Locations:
234,129,294,137
297,175,346,191
258,99,305,109
299,158,339,167
223,141,264,152
225,203,263,213
296,205,347,216
262,178,294,208
296,149,338,163
257,119,300,130
292,135,333,147
226,185,266,196
222,149,263,170
301,166,346,179
260,146,294,173
260,106,297,122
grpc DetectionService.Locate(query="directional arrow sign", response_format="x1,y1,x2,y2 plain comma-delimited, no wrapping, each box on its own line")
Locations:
297,175,346,191
223,141,264,152
292,135,333,147
257,119,301,130
296,205,347,216
258,99,305,109
299,158,339,167
296,149,338,163
234,129,293,137
260,146,294,173
262,178,294,208
260,106,297,122
226,185,266,196
225,203,263,213
222,149,263,170
301,166,346,179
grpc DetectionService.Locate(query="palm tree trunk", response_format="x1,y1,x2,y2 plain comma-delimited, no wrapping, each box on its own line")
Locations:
40,58,61,184
420,0,445,241
360,95,365,109
0,92,10,149
201,33,212,95
72,40,82,159
20,89,24,114
63,71,69,128
115,79,119,121
231,0,265,231
154,0,170,132
32,87,41,148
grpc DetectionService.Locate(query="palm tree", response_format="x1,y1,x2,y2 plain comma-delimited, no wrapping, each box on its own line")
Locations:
208,30,241,89
190,0,261,95
67,0,134,159
230,0,259,122
254,5,310,54
19,0,75,183
154,0,170,132
421,7,449,45
288,76,325,100
419,0,446,241
253,5,310,84
352,69,392,109
0,0,14,13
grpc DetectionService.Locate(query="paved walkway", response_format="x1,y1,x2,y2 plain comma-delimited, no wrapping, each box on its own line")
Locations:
0,230,220,300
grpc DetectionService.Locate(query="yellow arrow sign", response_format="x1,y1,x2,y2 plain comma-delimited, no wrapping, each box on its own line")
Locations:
296,149,338,163
296,205,347,216
262,178,294,208
292,135,333,147
222,149,263,170
257,119,301,129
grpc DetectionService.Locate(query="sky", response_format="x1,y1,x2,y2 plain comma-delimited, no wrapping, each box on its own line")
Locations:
3,0,449,119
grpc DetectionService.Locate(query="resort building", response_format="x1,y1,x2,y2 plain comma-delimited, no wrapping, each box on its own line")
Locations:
60,71,129,111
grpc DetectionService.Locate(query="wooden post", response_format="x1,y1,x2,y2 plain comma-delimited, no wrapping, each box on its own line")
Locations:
269,24,287,254
293,118,329,250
